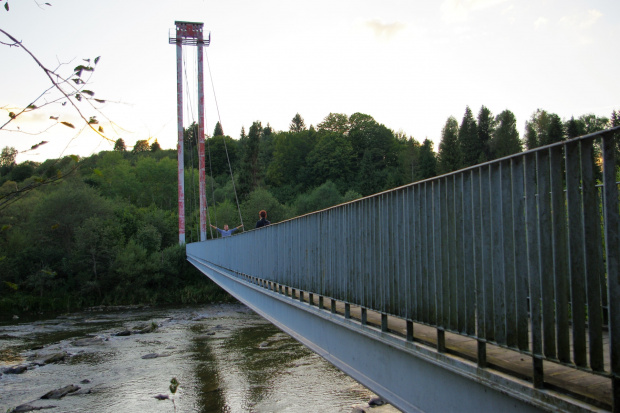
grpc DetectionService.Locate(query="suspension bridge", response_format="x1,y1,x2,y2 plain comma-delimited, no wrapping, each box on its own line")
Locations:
172,21,620,413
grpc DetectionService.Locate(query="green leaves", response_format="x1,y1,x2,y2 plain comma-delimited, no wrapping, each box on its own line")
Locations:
73,64,94,77
169,377,179,394
4,1,9,12
3,281,17,291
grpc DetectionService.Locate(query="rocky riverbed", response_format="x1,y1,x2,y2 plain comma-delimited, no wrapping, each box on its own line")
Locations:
1,304,399,412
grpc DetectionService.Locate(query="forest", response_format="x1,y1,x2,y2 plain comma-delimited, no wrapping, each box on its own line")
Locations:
0,107,618,313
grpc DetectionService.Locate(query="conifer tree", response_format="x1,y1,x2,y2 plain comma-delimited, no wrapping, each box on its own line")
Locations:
490,110,521,159
458,106,480,167
213,122,224,137
417,139,437,180
113,138,126,152
289,113,306,133
438,116,461,174
477,106,494,162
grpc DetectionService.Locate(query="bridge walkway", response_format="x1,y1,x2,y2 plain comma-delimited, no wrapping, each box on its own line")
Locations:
257,279,612,411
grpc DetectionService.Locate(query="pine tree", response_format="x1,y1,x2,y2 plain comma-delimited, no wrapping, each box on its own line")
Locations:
458,106,480,167
417,139,437,180
213,122,224,137
113,138,126,152
237,121,262,198
438,116,461,174
289,113,306,133
490,110,522,159
477,106,494,162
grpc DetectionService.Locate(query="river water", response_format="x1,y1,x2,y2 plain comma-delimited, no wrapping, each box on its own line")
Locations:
0,303,399,412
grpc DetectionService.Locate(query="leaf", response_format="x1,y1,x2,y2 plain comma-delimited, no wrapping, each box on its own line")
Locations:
72,78,84,84
45,2,51,6
169,377,179,394
94,99,106,104
94,56,100,65
27,104,37,109
70,154,79,162
49,116,58,120
88,116,98,124
4,2,8,11
61,121,75,128
1,224,12,231
82,90,95,97
98,126,104,133
75,94,82,101
3,281,17,291
9,112,15,119
30,141,47,150
93,168,103,176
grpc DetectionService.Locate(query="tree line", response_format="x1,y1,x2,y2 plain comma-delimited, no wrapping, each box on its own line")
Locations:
0,107,618,313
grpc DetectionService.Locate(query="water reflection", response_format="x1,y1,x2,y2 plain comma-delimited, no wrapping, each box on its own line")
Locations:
0,304,398,412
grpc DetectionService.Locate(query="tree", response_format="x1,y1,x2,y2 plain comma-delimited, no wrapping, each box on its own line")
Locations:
524,109,564,149
114,138,126,152
206,134,239,177
458,106,481,167
438,116,461,174
490,110,521,159
317,113,350,135
289,113,306,133
133,140,150,153
418,139,437,180
294,181,344,215
237,121,262,198
0,146,17,169
213,121,224,137
477,106,494,161
150,140,161,152
306,132,355,191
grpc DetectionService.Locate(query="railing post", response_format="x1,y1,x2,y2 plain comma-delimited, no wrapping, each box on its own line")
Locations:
602,133,620,412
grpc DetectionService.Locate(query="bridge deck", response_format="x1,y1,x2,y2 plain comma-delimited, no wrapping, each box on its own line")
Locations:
282,288,611,410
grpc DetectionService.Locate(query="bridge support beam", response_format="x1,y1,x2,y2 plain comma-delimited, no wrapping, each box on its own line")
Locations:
187,249,595,413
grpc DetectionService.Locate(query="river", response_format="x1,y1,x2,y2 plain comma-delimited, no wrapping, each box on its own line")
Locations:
0,303,400,412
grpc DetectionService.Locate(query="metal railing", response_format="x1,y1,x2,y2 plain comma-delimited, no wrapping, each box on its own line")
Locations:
197,126,620,410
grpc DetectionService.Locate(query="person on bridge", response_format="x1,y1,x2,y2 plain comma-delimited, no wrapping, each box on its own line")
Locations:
255,210,271,228
210,223,243,238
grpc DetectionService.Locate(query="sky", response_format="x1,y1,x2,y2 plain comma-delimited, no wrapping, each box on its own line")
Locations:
1,0,619,163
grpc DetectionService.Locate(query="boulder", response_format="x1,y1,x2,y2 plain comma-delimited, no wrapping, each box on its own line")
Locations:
42,352,67,364
368,396,386,406
10,404,57,412
4,365,27,374
41,384,80,399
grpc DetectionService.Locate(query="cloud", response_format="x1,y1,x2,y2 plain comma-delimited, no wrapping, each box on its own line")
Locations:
364,19,406,40
440,0,509,23
559,9,603,30
534,17,548,28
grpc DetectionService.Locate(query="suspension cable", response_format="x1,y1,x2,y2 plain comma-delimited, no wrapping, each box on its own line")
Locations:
183,47,198,242
204,48,244,229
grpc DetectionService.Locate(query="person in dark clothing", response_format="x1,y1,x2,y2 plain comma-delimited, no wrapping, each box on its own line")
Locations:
255,210,271,228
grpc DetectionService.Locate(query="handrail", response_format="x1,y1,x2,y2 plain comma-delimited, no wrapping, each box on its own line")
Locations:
198,126,620,411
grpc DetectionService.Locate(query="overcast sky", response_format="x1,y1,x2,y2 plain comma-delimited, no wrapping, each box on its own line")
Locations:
1,0,619,163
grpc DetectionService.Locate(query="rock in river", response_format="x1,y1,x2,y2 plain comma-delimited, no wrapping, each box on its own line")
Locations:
41,384,81,399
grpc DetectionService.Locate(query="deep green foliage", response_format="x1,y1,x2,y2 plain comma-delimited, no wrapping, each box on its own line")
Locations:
458,106,481,168
438,116,461,174
1,108,615,314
